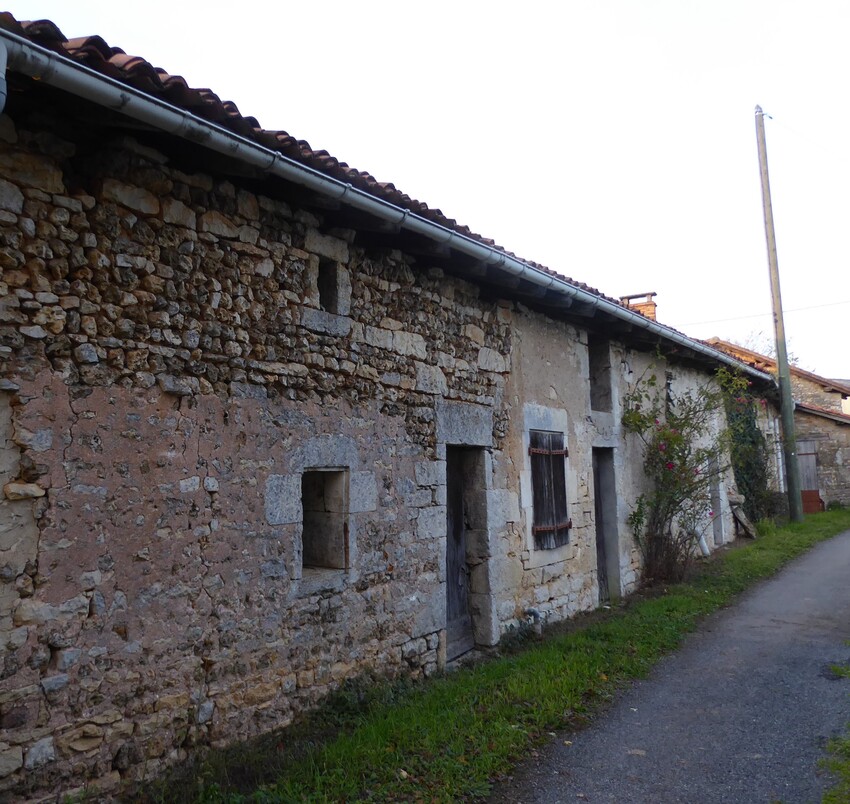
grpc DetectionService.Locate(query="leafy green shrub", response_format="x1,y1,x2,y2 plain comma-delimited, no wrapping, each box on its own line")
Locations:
623,369,728,582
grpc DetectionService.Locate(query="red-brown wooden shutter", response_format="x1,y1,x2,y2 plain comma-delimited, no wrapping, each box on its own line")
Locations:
530,430,571,549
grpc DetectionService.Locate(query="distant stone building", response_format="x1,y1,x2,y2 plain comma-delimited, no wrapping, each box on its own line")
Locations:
708,338,850,510
0,15,777,799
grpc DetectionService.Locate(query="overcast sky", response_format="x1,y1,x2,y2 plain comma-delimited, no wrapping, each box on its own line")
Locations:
6,1,850,377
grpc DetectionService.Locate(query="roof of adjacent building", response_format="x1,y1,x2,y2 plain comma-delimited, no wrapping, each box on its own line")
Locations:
706,339,850,398
796,402,850,426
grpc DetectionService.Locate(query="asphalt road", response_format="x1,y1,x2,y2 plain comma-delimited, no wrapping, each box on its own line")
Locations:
490,530,850,804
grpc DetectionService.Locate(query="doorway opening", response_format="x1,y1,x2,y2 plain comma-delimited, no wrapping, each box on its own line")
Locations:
592,447,621,603
445,446,488,661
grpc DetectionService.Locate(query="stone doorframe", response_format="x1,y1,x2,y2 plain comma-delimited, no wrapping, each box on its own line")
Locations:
435,401,499,651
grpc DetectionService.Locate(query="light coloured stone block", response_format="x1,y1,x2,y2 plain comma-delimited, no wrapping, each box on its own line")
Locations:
478,346,507,372
265,474,302,526
300,307,351,336
350,472,377,513
102,179,159,215
416,505,447,540
436,400,493,447
415,362,447,396
305,229,349,263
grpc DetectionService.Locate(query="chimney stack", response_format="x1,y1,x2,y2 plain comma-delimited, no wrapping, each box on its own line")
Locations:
620,292,657,321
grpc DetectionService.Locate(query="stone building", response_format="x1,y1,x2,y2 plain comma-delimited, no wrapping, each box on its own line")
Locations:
0,15,777,799
708,338,850,510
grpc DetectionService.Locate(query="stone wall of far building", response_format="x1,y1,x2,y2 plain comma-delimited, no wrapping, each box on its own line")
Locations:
795,412,850,508
791,374,847,414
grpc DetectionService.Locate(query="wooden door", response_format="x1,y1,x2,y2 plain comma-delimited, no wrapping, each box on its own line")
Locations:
446,447,474,661
797,440,822,514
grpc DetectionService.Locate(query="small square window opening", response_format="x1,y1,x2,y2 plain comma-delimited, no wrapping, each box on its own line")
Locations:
301,469,349,570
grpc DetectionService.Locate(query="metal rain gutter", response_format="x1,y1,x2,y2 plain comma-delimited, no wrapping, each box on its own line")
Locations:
0,29,772,383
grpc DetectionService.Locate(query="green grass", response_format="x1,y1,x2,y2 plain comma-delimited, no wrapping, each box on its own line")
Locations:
823,728,850,804
136,509,850,804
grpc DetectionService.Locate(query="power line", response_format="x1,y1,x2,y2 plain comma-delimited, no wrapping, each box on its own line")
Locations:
681,298,850,326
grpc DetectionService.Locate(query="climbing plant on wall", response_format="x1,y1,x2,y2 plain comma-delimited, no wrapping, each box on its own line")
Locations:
720,371,776,523
623,365,778,583
622,368,730,582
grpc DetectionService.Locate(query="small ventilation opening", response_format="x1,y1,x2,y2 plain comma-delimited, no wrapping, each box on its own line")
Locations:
317,258,340,314
301,469,349,570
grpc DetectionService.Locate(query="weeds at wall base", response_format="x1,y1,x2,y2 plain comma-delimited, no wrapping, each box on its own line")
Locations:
131,510,850,803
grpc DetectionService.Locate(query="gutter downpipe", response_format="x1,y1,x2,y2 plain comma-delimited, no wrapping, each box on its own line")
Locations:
0,41,7,115
0,30,770,384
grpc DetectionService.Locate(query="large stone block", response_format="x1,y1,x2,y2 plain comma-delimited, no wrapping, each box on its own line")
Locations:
414,460,446,488
416,505,447,540
199,210,239,238
304,229,349,263
301,307,351,336
264,474,302,526
24,737,54,770
350,472,377,513
436,401,493,447
0,744,22,778
102,179,159,215
162,197,196,229
478,347,507,372
392,331,427,360
0,152,63,192
415,363,447,396
0,179,23,213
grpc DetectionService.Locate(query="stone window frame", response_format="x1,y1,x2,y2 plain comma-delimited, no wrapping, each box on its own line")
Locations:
263,434,378,596
301,256,353,336
520,404,574,569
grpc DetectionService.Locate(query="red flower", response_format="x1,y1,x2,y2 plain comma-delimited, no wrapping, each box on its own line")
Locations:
665,461,675,470
658,443,667,452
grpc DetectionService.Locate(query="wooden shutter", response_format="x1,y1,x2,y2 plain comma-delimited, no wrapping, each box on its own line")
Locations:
530,430,571,549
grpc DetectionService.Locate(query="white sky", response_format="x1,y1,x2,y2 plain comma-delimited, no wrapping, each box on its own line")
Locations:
6,1,850,377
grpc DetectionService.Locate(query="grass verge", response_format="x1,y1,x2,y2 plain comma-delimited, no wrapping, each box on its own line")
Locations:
823,727,850,804
138,510,850,803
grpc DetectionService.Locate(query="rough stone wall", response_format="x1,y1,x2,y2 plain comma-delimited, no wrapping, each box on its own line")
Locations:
0,118,513,799
791,374,847,414
795,413,850,507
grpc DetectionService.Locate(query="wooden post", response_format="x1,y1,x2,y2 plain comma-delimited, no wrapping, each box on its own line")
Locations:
755,105,804,522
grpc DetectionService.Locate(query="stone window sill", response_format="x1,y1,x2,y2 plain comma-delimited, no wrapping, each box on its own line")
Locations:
297,567,347,596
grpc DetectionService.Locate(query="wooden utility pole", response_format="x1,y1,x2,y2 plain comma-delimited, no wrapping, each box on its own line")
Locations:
754,105,804,522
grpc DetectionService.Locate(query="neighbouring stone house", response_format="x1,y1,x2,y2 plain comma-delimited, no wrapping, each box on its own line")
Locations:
708,339,850,510
0,15,779,799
